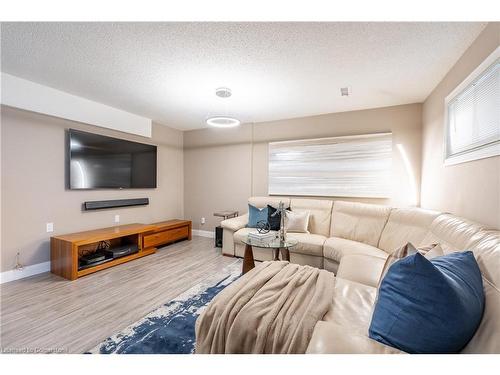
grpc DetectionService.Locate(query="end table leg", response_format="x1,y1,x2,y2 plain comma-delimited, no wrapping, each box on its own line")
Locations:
280,248,290,262
243,244,255,274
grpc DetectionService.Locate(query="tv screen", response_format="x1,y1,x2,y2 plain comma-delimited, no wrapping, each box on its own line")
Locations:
68,129,157,189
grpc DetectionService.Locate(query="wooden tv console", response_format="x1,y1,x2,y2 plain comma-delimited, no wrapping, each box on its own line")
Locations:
50,220,192,280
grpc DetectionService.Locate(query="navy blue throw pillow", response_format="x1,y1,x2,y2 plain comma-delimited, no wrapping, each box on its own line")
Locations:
369,251,484,353
267,205,290,231
247,204,269,228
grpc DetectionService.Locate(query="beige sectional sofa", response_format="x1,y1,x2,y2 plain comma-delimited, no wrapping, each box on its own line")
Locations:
220,196,500,353
222,196,443,274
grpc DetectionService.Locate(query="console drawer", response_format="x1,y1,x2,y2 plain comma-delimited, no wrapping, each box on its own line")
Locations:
143,226,189,248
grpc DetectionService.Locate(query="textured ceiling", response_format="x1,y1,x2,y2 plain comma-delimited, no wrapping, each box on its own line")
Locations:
0,22,487,130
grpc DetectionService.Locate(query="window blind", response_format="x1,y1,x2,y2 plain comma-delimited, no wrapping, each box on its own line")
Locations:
268,133,392,198
445,58,499,163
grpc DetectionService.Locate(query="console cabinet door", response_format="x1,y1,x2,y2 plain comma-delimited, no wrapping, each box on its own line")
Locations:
143,226,189,248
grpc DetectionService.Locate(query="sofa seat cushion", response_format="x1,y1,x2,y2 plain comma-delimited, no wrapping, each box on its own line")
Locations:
322,277,377,334
235,229,326,258
323,236,388,263
306,321,403,354
309,278,396,354
286,233,327,257
336,254,387,288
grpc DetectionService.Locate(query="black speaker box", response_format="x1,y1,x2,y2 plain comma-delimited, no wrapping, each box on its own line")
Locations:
83,198,149,211
215,226,223,248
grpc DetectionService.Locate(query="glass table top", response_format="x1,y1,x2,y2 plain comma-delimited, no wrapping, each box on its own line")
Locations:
242,235,298,249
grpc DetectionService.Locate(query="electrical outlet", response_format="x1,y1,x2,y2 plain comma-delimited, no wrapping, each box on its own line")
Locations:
201,217,206,225
114,215,120,223
46,222,54,233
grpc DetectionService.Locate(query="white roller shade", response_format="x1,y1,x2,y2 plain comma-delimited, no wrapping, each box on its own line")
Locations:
268,133,392,198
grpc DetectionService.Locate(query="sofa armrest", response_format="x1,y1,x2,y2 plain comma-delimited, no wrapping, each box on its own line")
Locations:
336,254,386,288
306,321,404,354
221,213,248,232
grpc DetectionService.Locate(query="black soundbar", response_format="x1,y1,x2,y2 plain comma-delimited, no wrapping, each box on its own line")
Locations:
83,198,149,211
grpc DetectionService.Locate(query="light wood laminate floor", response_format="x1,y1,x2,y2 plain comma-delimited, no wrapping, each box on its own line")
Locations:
0,236,240,353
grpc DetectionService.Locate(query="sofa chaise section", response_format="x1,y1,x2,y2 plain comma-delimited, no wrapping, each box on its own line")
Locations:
309,213,500,354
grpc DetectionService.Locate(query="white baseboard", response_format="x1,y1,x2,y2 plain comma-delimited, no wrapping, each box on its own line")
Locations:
192,229,215,238
0,261,51,284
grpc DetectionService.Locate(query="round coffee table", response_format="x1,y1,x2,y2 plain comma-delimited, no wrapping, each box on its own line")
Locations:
241,236,298,274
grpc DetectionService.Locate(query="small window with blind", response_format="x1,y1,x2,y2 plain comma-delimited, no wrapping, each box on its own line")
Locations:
444,47,499,166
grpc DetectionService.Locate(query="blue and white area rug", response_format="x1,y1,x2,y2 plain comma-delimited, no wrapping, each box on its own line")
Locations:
87,260,242,354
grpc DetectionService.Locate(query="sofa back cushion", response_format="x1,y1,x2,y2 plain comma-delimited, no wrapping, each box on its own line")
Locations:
467,230,500,288
290,198,333,237
419,214,486,252
461,230,500,354
330,201,391,247
462,278,500,353
378,208,441,253
248,196,291,209
421,214,500,354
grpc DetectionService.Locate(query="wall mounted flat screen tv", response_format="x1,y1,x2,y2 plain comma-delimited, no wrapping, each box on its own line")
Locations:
68,129,157,189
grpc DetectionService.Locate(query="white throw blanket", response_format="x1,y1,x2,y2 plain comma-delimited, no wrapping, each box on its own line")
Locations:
195,261,336,354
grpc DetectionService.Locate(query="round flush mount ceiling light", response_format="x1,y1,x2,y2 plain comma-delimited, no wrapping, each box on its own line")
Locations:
206,87,240,127
206,116,241,128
